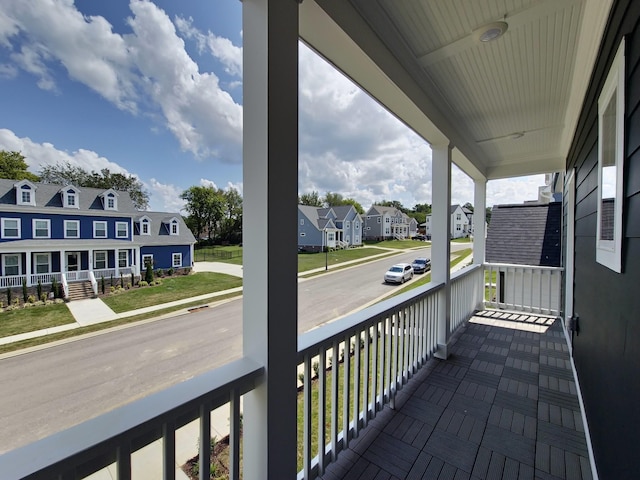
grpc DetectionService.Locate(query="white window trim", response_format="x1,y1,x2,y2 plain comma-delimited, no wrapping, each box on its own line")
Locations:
34,252,51,274
170,220,179,236
1,218,21,239
64,220,80,239
94,250,107,270
32,218,51,239
596,37,625,273
93,221,108,239
172,252,182,268
118,250,129,268
142,254,154,268
2,253,21,276
141,220,150,235
116,221,129,239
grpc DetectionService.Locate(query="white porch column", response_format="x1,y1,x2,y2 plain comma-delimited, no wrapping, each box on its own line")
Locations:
25,251,32,286
134,247,141,277
115,248,120,278
473,178,486,265
431,143,452,359
243,1,299,478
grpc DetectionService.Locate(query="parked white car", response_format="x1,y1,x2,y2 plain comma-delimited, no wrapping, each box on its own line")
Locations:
384,263,414,284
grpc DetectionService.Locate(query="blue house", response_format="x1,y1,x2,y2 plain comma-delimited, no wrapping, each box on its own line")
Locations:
298,204,363,252
0,179,195,298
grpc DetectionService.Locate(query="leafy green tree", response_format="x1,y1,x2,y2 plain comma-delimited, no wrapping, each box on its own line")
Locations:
0,151,40,181
299,191,323,207
323,192,364,214
486,207,493,225
181,185,226,240
341,197,364,214
463,202,474,212
219,188,243,241
39,162,149,210
413,203,431,214
377,199,408,213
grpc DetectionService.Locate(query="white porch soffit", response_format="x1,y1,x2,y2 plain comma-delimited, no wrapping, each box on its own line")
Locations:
300,0,613,181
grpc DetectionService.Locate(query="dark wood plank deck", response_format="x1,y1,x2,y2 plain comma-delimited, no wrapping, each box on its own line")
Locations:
319,311,592,480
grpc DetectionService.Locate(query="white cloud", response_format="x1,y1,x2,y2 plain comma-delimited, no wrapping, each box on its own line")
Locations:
199,178,217,189
0,128,130,175
175,15,242,78
0,0,242,161
148,178,185,213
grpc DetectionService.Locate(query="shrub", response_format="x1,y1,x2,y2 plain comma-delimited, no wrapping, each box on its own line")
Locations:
144,261,154,283
110,274,114,287
126,282,131,289
312,361,319,378
168,267,175,276
6,288,12,306
22,278,28,303
298,372,305,385
51,278,58,298
36,280,42,300
109,286,115,293
101,276,105,295
139,280,149,287
120,273,124,288
157,268,164,278
12,297,19,307
27,295,36,304
131,272,135,287
40,293,47,303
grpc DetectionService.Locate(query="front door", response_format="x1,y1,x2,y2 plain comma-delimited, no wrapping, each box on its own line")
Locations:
66,252,79,272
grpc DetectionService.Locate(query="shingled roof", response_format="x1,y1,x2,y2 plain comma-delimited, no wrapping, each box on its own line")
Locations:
486,202,561,267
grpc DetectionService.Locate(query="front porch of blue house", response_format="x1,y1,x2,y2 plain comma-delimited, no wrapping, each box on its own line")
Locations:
0,245,140,297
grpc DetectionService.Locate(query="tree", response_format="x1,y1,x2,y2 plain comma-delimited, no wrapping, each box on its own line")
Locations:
323,192,364,214
39,161,149,210
463,202,474,212
377,199,407,213
0,151,40,181
486,207,493,225
220,188,243,241
299,191,323,207
181,185,226,241
413,203,431,214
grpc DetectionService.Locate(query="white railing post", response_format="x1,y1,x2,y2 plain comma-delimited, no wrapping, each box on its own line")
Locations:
431,143,452,359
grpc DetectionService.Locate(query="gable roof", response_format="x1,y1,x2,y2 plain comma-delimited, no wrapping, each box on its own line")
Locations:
0,179,137,214
485,202,561,267
298,205,337,230
133,211,196,245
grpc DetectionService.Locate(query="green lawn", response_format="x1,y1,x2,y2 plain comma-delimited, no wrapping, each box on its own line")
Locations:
0,303,75,338
102,272,242,313
364,239,430,250
297,247,393,273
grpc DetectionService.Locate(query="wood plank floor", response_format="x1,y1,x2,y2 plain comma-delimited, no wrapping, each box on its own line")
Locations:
318,311,592,480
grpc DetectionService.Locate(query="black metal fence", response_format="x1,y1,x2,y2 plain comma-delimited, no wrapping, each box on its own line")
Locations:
194,248,242,262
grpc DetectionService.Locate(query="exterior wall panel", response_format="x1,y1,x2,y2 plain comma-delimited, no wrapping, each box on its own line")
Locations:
566,0,640,476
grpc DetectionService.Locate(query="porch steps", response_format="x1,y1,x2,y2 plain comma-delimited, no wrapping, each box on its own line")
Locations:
66,281,96,301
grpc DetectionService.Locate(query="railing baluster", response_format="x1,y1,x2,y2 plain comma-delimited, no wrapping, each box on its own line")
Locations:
162,421,176,480
353,329,361,437
199,402,211,480
371,319,379,414
362,325,370,428
117,443,132,480
230,389,240,480
342,336,351,449
317,349,326,475
390,312,399,408
303,355,312,479
331,340,339,462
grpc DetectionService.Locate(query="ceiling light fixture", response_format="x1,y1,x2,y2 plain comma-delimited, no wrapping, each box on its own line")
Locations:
476,21,508,42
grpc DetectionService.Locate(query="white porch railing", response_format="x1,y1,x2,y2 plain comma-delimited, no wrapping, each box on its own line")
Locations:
28,272,62,286
0,358,263,480
450,264,484,334
297,282,443,479
483,262,564,315
0,274,26,288
65,270,90,282
93,267,133,282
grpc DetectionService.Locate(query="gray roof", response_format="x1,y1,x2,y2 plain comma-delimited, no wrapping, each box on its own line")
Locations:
0,179,137,215
485,202,561,267
299,205,336,230
133,211,196,245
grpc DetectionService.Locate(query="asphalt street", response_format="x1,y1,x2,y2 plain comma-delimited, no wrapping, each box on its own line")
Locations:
0,243,471,453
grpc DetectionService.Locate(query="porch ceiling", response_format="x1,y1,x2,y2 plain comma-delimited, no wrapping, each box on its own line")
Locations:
301,0,613,181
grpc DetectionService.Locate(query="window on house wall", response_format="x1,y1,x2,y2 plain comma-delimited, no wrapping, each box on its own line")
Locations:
300,219,304,225
94,251,107,269
21,190,31,204
1,218,20,239
116,222,128,238
118,251,128,268
93,221,107,238
377,218,381,223
33,219,50,238
64,220,80,238
140,219,150,235
300,232,306,237
172,253,182,267
3,254,20,276
142,254,153,269
597,37,625,272
456,213,461,220
170,220,179,235
35,253,50,274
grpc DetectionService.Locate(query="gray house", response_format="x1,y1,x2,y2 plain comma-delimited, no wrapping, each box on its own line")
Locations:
298,204,363,252
329,205,363,247
364,205,417,240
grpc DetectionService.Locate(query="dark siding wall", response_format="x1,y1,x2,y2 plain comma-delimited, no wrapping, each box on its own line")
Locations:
567,1,640,477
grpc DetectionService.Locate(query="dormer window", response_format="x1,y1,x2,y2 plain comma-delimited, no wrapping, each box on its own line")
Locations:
60,186,80,209
99,189,119,211
139,216,151,236
170,219,179,235
15,180,37,206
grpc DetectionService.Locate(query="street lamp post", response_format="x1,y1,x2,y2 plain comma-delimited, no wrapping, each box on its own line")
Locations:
325,230,328,270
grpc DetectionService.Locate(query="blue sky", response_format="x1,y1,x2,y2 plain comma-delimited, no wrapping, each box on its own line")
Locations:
0,0,543,213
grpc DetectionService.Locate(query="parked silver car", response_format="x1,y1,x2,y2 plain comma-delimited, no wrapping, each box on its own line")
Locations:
384,263,414,284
